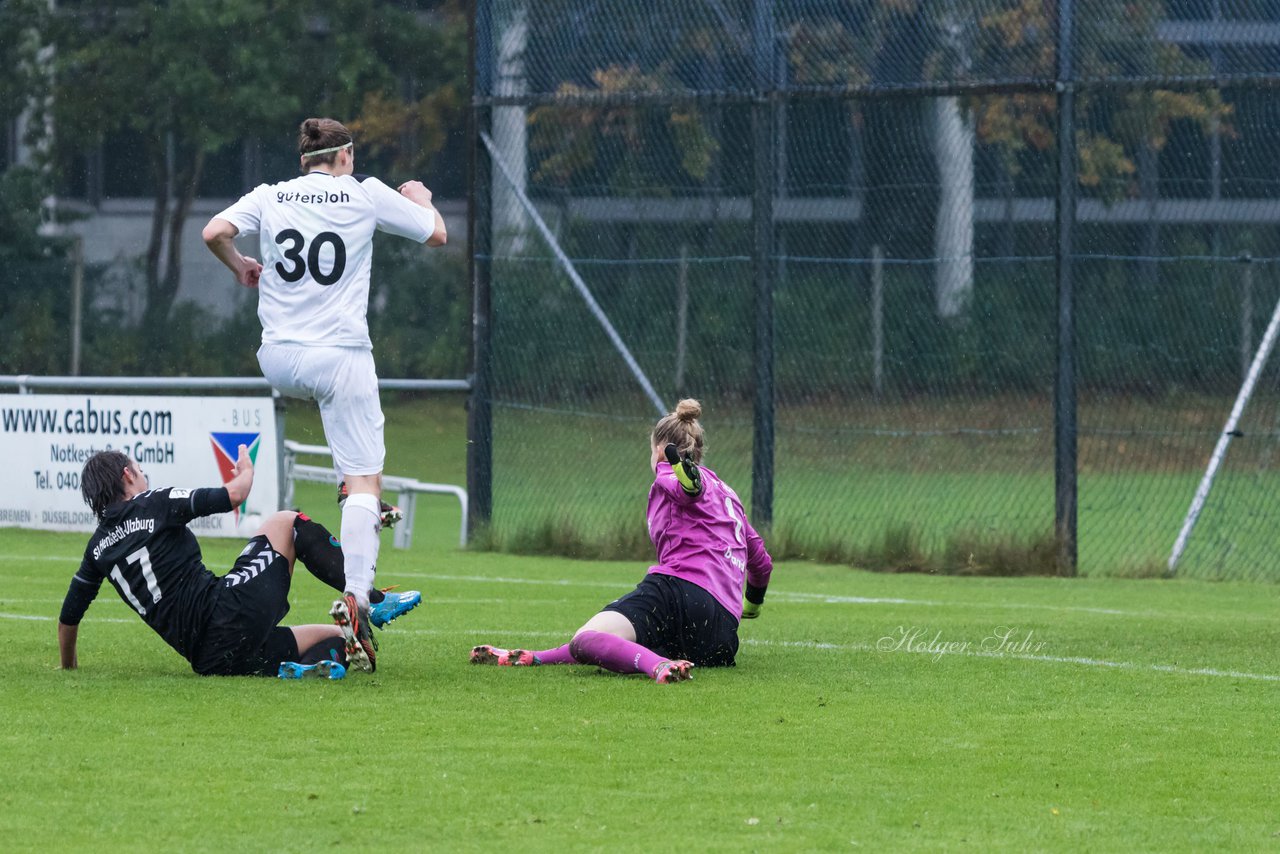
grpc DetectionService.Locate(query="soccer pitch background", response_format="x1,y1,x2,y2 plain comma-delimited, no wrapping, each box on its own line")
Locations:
3,401,1277,851
482,395,1280,581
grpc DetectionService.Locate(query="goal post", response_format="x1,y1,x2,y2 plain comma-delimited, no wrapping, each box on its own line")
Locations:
1168,267,1280,575
479,130,668,417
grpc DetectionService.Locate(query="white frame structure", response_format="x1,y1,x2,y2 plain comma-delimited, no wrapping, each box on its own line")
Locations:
1167,284,1280,574
0,375,469,550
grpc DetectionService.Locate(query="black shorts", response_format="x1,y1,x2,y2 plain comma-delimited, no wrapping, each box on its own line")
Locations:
602,572,739,667
190,536,298,676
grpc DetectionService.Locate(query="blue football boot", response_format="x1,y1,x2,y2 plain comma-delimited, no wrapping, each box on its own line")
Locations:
368,589,423,629
278,660,347,680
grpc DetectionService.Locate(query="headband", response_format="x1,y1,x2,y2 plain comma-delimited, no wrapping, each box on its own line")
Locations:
301,142,352,158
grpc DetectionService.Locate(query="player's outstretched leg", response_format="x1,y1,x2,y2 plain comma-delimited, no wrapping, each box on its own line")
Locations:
469,642,577,666
331,593,377,673
528,643,575,664
569,630,674,681
369,588,422,629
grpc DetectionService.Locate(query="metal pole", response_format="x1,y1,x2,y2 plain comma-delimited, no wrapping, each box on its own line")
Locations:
69,235,83,376
675,243,689,395
1169,268,1280,574
274,392,287,511
467,0,493,535
751,0,776,528
0,376,466,392
1054,0,1078,576
1211,0,1224,353
872,244,884,399
1241,254,1254,380
481,131,667,416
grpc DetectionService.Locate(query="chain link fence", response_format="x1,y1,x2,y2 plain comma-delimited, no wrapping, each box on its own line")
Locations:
469,0,1280,580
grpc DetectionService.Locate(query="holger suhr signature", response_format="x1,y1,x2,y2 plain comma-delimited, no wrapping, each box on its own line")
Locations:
877,625,1047,661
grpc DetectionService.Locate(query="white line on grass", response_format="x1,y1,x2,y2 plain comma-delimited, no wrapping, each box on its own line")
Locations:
398,571,630,591
0,612,134,624
0,566,1219,621
423,598,579,606
3,610,1276,682
743,638,1280,682
772,590,1136,616
771,592,942,606
390,627,1280,683
971,650,1280,682
0,561,1257,621
405,573,1144,617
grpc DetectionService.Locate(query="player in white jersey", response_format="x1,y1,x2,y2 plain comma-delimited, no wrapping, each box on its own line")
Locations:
202,117,446,671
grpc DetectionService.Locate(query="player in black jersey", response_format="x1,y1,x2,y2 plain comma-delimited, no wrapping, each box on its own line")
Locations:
58,446,417,676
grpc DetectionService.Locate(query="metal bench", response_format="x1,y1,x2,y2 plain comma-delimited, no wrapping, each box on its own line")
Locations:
281,440,468,549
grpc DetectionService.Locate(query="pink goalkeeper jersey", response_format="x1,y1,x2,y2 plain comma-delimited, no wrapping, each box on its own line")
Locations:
646,460,773,621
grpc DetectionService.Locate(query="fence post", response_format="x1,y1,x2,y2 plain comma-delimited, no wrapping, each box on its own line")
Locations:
675,243,689,395
274,392,288,511
872,245,884,399
1054,0,1079,576
467,0,494,537
70,235,84,376
751,0,776,528
1241,253,1254,381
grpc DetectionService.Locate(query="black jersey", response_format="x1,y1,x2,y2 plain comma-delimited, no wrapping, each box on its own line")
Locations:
60,487,233,661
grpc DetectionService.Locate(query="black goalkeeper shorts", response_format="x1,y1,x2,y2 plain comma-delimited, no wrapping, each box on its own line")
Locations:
602,572,739,667
190,536,299,676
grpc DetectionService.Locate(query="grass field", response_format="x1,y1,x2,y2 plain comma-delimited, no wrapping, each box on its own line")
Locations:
3,397,1278,850
4,512,1279,850
477,396,1280,580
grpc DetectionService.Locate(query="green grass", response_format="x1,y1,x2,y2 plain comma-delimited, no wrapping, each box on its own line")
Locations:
408,394,1279,581
3,395,1279,849
279,395,1280,582
4,518,1280,850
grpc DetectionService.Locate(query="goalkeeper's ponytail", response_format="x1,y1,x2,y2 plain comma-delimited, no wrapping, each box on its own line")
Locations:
652,398,705,464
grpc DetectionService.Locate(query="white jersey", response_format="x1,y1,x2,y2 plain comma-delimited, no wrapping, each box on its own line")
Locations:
215,172,436,348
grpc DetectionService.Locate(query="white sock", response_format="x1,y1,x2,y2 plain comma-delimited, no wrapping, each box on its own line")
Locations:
340,492,382,609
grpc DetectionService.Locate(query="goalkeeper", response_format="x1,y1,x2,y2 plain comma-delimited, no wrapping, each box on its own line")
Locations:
471,398,773,683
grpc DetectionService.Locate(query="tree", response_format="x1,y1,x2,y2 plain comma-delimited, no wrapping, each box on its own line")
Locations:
0,0,51,143
787,0,1230,318
50,0,449,335
528,65,720,193
929,2,977,320
52,0,315,331
973,0,1229,200
0,0,67,374
346,1,469,186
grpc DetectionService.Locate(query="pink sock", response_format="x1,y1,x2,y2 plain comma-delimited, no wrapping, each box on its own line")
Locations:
568,631,665,678
531,643,575,665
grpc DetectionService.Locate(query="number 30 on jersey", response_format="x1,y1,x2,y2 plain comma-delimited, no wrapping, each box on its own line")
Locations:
274,229,347,286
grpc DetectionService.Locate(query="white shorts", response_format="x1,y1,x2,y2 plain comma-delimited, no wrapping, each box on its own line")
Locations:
257,342,385,477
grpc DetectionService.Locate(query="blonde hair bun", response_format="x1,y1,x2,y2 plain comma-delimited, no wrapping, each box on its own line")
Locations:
652,399,706,464
675,398,702,422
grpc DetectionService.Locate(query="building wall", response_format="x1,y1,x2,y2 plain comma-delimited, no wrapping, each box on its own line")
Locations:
62,197,467,321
